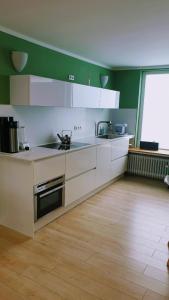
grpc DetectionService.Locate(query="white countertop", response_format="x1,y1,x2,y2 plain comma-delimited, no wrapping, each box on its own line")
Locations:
76,135,133,145
0,135,133,162
0,146,64,162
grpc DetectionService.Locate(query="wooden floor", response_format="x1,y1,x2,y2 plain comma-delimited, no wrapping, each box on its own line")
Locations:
1,176,169,300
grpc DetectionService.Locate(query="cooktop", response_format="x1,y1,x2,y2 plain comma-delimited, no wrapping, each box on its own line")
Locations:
39,142,90,151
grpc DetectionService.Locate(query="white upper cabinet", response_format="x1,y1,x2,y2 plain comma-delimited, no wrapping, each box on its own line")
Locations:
10,75,72,107
72,84,119,109
30,77,71,107
100,89,119,108
72,83,100,108
10,75,120,108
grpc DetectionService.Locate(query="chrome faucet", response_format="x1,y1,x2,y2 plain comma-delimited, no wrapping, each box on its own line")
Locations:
95,121,112,136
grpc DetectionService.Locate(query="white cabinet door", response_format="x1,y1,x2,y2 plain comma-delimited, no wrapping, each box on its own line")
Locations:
95,143,112,188
111,138,129,161
100,89,119,108
65,147,96,180
33,155,66,184
96,139,129,187
30,76,72,107
72,83,100,108
65,169,96,206
10,75,30,105
111,156,128,179
10,75,72,107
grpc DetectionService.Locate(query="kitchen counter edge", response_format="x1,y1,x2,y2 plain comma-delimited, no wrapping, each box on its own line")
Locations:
0,135,134,163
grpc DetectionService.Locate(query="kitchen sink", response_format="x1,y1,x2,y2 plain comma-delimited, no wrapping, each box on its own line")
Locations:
96,134,121,139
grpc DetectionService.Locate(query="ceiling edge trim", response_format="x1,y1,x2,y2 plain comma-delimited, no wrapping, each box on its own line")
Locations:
0,25,111,70
112,65,169,70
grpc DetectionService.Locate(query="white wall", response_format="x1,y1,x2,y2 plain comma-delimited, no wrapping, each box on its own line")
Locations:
0,105,112,146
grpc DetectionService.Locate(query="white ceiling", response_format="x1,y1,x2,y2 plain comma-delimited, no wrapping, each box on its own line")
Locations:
1,0,169,68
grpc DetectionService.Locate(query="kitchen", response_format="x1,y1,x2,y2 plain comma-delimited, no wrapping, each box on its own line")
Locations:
0,1,169,299
0,75,132,236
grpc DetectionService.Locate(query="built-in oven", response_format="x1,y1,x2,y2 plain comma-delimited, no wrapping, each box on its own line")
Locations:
34,176,65,222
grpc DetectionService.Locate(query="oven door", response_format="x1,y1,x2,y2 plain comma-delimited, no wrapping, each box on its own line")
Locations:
34,184,64,221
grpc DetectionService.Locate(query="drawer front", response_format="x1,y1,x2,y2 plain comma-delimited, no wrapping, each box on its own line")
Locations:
111,156,128,179
111,138,129,161
66,147,96,179
33,155,65,184
65,169,96,206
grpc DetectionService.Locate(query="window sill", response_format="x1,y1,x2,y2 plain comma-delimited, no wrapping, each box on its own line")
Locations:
129,147,169,158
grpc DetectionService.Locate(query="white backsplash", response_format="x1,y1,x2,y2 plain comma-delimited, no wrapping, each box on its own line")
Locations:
111,109,137,135
0,105,112,146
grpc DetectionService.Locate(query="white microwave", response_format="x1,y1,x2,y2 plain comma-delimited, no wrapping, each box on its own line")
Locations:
114,123,127,135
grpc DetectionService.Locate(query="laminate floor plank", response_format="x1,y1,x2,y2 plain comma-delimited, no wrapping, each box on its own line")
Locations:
0,266,62,300
143,289,169,300
50,255,146,299
0,281,27,300
57,211,161,243
23,265,101,300
144,265,169,284
36,227,147,273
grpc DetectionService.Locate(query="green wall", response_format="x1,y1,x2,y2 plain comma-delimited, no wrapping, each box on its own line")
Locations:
0,31,114,105
0,31,145,109
113,70,142,109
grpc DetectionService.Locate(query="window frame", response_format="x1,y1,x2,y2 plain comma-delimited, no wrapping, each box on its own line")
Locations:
136,69,169,149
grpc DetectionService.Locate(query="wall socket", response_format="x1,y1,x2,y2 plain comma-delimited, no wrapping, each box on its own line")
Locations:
68,75,75,81
74,125,82,131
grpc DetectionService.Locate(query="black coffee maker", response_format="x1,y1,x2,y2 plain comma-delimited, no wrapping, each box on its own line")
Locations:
0,117,19,153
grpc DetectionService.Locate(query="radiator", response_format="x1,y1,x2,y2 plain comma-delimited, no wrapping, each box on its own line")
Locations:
127,153,169,180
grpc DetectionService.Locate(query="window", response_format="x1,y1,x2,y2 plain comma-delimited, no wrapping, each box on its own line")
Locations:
141,73,169,150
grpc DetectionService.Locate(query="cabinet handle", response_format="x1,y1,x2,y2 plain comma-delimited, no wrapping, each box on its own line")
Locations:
39,185,65,198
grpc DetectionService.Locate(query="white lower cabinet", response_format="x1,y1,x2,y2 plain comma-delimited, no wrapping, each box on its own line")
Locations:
65,146,97,206
33,155,65,184
95,143,112,188
65,169,96,206
96,139,129,188
0,137,130,237
65,147,96,180
111,138,129,160
111,156,128,179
